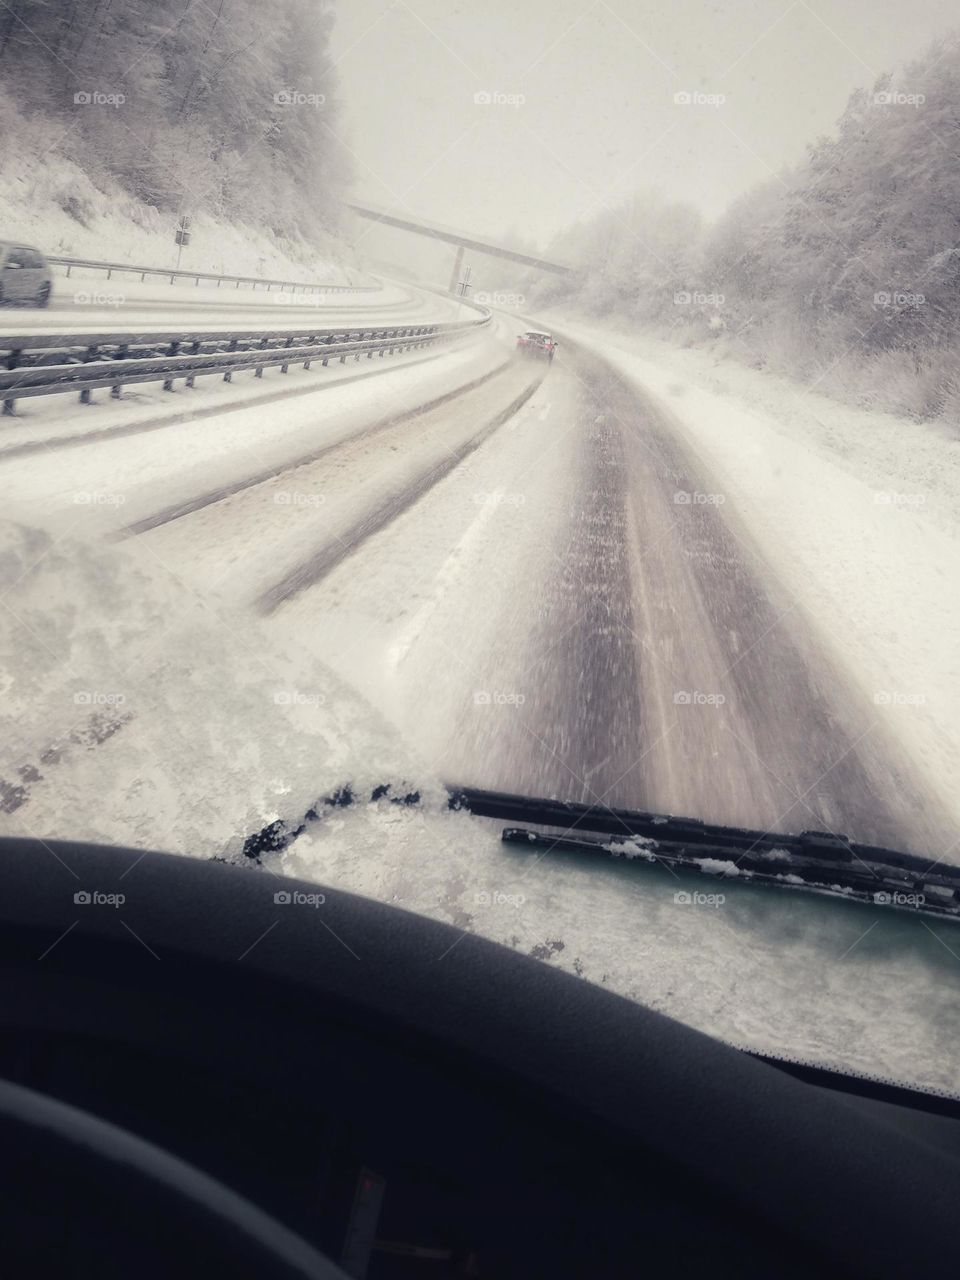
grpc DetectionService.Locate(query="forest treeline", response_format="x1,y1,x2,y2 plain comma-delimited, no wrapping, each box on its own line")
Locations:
0,0,349,241
538,33,960,420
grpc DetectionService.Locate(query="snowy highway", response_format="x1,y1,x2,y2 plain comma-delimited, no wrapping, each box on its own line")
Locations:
261,338,955,855
1,314,953,858
13,273,455,336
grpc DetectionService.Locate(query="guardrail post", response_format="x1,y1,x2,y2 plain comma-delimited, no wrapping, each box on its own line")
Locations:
304,338,316,371
163,340,180,392
254,336,269,377
79,345,98,404
281,336,293,374
185,340,201,387
224,338,238,381
111,343,128,398
2,348,20,415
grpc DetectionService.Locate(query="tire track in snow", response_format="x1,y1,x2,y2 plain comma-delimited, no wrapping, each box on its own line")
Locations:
119,361,512,536
257,379,543,614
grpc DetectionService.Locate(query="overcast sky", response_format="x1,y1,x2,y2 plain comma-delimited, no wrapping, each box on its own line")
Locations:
329,0,957,248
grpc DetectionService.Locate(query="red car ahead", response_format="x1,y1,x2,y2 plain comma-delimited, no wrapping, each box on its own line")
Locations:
516,330,558,362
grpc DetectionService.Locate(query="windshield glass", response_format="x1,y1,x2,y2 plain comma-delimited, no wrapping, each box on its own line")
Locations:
1,0,958,1098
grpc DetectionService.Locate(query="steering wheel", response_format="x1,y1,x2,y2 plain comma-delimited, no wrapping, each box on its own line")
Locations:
0,1075,346,1278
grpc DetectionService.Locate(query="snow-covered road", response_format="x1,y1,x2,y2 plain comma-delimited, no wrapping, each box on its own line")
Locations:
2,318,953,857
256,342,954,856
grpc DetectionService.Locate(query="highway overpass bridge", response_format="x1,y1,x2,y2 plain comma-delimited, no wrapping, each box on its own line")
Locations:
346,202,575,293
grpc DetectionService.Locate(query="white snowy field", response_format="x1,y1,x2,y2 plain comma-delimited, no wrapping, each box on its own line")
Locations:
544,314,960,845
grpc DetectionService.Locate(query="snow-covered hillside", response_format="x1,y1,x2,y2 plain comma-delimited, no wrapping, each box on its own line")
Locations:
0,89,354,284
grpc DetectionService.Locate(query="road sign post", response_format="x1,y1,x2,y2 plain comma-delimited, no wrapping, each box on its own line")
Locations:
174,216,192,271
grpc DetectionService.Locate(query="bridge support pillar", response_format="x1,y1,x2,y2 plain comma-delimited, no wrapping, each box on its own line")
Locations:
448,244,465,295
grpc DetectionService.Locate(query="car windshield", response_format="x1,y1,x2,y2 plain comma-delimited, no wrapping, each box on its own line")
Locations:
0,1,958,1099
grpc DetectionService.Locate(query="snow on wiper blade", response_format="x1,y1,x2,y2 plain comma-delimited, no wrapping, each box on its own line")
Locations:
448,787,960,922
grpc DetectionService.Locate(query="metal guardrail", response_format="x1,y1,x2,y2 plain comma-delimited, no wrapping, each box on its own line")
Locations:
48,255,379,295
0,315,491,413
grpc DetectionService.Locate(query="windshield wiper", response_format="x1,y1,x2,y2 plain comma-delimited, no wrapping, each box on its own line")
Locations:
449,786,960,922
241,781,960,922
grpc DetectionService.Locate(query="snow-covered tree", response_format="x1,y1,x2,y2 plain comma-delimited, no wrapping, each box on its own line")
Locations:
0,0,349,240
